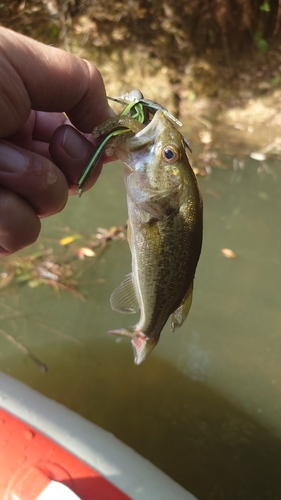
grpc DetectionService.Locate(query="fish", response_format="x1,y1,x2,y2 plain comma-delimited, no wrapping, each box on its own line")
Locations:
108,110,203,365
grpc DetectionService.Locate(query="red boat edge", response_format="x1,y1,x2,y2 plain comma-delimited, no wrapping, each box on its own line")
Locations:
0,372,197,500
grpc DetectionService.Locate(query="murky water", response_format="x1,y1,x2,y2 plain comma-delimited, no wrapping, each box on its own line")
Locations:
0,124,281,499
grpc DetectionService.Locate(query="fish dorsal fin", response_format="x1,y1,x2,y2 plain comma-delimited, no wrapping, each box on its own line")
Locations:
110,274,139,314
171,282,193,332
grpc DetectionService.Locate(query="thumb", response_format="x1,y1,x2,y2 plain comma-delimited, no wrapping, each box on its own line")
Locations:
49,125,102,195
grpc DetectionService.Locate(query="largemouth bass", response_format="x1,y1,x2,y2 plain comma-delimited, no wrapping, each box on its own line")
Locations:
108,110,203,365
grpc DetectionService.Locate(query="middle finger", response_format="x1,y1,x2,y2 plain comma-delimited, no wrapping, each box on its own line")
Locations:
0,140,68,217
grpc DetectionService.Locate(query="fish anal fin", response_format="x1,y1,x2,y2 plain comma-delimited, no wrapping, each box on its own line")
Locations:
171,282,193,332
110,274,139,314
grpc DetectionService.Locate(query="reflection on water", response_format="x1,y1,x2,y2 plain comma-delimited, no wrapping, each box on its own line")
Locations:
0,135,281,499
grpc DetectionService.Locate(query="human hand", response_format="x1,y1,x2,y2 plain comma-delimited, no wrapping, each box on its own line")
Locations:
0,27,111,256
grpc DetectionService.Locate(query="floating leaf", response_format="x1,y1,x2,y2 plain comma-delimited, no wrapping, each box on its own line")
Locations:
79,247,96,257
221,248,237,259
28,280,41,288
250,152,266,161
59,234,82,245
0,272,15,289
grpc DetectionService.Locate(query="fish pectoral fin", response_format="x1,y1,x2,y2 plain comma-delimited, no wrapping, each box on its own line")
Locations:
110,274,139,314
108,327,157,365
171,282,193,332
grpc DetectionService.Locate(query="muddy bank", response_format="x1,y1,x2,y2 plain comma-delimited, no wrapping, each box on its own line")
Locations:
1,0,281,152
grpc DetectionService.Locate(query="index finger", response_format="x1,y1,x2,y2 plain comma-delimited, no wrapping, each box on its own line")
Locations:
0,28,109,136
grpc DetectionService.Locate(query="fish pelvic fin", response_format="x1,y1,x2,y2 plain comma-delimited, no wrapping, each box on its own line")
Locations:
108,327,157,365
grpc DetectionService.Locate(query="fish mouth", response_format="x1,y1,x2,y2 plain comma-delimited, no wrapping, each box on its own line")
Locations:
123,110,168,151
115,109,177,167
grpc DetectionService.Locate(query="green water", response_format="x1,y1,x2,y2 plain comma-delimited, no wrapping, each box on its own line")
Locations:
0,126,281,499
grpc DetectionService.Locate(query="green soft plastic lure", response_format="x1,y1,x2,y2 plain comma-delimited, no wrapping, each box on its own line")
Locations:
76,90,191,196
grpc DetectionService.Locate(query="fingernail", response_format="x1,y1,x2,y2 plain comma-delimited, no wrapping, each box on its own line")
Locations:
0,144,27,172
62,127,88,160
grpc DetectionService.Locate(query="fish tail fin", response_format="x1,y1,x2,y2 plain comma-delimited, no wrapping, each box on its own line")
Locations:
131,336,157,365
108,328,157,365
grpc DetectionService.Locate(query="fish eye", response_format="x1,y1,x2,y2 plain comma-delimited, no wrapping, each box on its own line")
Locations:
162,146,179,163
